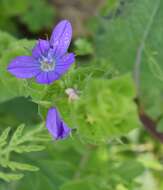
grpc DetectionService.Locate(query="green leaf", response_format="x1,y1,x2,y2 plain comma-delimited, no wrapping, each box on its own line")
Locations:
10,124,25,145
0,123,49,182
138,153,163,171
74,38,94,56
116,184,128,190
0,39,35,102
0,0,29,16
0,172,23,182
114,159,144,181
20,0,55,32
100,0,119,17
75,74,140,144
0,31,16,57
7,161,39,172
60,178,99,190
14,145,45,153
0,127,10,148
95,0,163,119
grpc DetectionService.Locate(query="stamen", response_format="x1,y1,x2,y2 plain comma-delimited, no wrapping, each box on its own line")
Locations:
40,56,55,72
40,62,55,72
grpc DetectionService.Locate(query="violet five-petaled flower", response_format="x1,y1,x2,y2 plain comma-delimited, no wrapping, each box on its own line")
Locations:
46,107,71,140
7,20,75,84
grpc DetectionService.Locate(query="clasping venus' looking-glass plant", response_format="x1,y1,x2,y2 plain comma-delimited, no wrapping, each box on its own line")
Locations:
7,20,75,84
7,20,75,141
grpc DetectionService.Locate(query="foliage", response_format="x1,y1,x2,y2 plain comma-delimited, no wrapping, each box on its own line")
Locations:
0,0,55,35
0,123,50,182
0,0,163,189
96,0,163,119
74,38,94,56
20,0,55,32
76,74,140,143
0,33,35,102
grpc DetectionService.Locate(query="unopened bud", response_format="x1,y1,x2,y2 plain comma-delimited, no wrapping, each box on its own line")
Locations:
65,88,79,102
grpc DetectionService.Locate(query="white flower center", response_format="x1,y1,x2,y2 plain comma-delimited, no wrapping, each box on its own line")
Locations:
40,57,55,72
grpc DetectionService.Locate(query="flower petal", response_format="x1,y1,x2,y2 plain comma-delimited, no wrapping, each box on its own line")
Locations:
32,39,50,59
35,72,48,84
46,107,71,140
55,53,75,76
35,71,59,84
47,71,60,84
50,20,72,57
7,56,40,78
61,123,71,139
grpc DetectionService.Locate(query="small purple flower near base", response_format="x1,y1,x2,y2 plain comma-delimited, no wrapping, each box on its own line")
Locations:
7,20,75,84
46,107,71,140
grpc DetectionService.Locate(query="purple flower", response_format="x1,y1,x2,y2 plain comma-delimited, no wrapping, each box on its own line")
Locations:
7,20,75,84
46,107,71,140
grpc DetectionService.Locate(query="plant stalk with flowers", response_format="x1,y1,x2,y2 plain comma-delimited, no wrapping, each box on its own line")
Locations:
0,2,155,187
0,15,145,187
8,20,75,140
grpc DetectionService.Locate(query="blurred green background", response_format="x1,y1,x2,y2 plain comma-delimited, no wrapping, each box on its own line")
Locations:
0,0,163,190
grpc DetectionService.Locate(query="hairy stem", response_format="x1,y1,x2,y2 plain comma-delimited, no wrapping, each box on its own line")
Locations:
139,111,163,143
